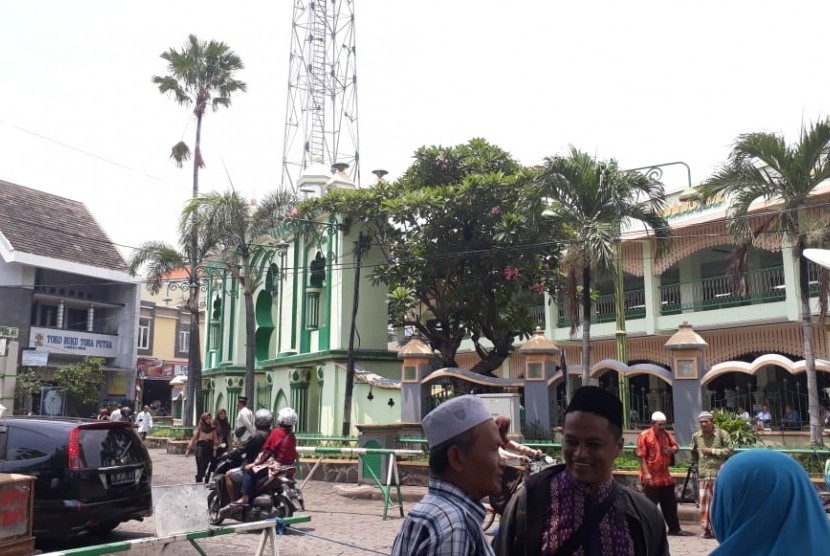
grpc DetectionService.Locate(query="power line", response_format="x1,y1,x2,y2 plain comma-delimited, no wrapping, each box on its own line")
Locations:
0,119,190,193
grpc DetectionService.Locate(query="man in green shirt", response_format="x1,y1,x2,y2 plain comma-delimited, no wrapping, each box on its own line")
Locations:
689,411,732,539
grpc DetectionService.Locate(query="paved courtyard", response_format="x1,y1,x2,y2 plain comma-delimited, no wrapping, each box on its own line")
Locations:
40,447,720,555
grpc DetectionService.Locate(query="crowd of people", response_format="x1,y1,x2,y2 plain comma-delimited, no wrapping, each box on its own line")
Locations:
391,387,830,555
104,388,830,554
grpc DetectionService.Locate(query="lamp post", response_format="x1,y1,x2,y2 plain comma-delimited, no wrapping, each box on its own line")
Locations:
164,275,209,426
619,161,692,429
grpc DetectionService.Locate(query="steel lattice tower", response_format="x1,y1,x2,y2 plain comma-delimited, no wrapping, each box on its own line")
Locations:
281,0,360,192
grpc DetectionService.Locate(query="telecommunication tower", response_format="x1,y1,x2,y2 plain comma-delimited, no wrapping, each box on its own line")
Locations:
281,0,360,192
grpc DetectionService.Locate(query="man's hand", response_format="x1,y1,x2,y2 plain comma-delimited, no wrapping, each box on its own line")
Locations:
642,473,652,486
702,447,713,456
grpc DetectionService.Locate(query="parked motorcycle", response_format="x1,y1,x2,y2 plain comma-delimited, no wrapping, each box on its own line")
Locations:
207,450,304,525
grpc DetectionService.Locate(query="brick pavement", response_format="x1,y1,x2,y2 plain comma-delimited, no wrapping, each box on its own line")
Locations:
50,448,721,555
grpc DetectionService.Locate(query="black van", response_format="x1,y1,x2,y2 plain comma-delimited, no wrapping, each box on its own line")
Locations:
0,416,153,538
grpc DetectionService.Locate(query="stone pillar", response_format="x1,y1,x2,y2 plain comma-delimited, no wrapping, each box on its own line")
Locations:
518,328,560,437
397,335,434,423
665,321,708,444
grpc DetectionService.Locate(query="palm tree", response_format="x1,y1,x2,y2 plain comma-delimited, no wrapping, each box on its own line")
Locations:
127,230,218,423
152,35,246,425
538,147,670,386
182,190,298,403
694,121,830,445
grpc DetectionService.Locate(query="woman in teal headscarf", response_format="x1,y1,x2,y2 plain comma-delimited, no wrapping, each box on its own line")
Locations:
710,449,830,555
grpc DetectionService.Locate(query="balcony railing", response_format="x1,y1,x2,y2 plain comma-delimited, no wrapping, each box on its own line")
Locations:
528,305,545,326
557,289,646,328
550,262,825,329
660,265,786,314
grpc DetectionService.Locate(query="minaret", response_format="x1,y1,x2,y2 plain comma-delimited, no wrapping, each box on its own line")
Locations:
281,0,360,192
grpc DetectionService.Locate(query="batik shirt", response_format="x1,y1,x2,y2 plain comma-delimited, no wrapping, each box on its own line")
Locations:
690,428,732,480
391,478,494,556
541,470,634,556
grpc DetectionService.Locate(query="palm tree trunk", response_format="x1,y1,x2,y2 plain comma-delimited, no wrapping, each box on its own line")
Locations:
797,243,823,445
243,273,256,404
183,114,204,427
189,294,203,420
581,265,591,386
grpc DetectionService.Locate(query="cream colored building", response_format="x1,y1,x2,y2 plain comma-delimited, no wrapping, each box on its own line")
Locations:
136,267,205,416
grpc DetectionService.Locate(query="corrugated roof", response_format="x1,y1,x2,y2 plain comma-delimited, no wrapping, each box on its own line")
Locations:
0,179,128,272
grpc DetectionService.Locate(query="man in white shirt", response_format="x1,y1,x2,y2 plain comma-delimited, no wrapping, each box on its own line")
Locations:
755,405,772,429
235,396,255,444
135,405,154,440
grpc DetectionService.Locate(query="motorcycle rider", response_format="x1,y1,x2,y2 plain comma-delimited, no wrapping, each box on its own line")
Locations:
222,407,298,511
222,408,273,504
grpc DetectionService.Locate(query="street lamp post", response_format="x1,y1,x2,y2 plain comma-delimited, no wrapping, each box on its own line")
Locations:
619,161,692,429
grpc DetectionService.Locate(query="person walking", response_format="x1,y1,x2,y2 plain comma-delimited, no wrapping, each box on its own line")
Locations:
636,411,690,536
710,449,830,554
234,396,255,445
495,386,668,555
186,412,219,483
135,405,153,440
392,395,502,556
214,408,231,448
689,410,732,539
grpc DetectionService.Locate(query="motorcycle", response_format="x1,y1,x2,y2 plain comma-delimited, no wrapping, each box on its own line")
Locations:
484,453,556,530
206,449,305,525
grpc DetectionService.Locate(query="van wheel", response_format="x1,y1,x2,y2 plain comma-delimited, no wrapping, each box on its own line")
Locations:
208,491,224,525
87,521,119,535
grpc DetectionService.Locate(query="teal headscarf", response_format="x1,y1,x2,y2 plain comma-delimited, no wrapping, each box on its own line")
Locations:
711,449,830,555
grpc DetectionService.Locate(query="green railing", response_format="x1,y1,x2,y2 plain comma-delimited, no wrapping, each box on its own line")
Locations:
557,289,646,328
660,265,786,314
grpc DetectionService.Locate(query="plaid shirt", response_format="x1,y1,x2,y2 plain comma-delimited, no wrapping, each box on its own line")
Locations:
391,478,495,556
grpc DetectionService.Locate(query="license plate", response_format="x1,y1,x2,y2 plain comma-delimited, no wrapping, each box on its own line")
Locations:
109,470,135,485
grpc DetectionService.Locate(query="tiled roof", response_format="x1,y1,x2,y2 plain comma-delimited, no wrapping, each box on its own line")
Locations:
0,179,128,272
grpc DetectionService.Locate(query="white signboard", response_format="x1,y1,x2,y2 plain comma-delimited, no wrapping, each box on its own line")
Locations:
29,327,118,358
151,483,208,537
478,393,522,434
21,349,49,367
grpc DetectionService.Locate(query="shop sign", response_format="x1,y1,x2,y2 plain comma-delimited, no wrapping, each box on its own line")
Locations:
29,327,118,357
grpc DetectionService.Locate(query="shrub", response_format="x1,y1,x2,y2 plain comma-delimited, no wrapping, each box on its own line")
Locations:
713,409,758,446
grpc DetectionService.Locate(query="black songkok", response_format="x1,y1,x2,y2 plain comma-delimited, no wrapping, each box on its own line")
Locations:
565,386,623,430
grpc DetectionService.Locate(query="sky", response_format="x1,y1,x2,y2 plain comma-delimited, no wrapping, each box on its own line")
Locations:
2,1,830,262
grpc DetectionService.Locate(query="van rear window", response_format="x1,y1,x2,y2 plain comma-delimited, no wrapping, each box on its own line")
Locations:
78,427,145,468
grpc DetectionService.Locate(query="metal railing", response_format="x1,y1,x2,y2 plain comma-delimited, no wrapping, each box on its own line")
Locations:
557,289,646,327
660,265,786,314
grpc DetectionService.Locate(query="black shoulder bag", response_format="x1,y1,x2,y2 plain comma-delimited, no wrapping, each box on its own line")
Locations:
553,488,619,556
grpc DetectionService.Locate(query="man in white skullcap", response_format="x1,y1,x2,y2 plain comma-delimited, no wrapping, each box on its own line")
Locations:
391,395,501,556
637,411,688,536
690,410,732,539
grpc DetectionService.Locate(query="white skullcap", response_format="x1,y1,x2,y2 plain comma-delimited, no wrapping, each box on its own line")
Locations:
651,411,667,422
698,411,714,421
422,395,493,448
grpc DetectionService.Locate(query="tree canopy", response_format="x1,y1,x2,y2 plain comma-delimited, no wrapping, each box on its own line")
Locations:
183,189,298,401
303,138,563,375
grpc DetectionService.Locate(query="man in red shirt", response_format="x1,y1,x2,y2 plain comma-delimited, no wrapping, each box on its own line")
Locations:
230,407,298,508
636,411,690,536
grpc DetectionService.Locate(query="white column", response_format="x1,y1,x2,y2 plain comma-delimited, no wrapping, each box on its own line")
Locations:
642,241,659,335
780,242,800,322
56,300,65,329
87,305,95,332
